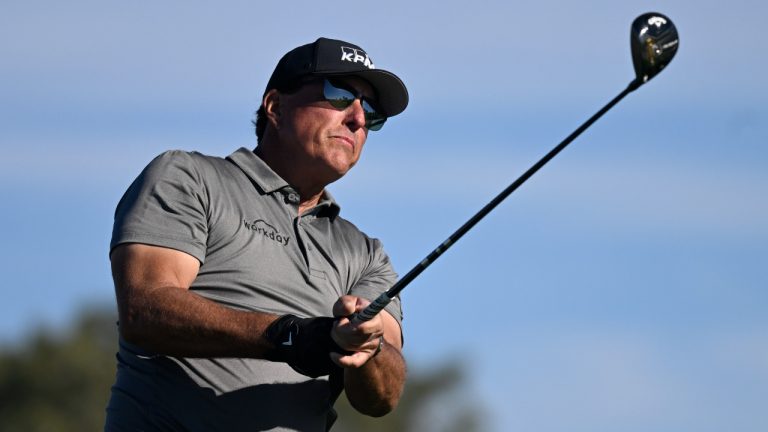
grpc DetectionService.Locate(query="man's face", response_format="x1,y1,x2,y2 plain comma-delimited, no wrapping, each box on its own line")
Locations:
274,76,376,183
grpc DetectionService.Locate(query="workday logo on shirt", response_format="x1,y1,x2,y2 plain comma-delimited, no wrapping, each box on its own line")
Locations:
243,219,290,246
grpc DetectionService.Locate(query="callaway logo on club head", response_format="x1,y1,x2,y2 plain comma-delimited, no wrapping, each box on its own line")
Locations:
647,16,667,27
340,46,375,69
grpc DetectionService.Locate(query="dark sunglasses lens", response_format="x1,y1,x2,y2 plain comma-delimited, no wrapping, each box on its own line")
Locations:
362,99,386,131
324,79,387,131
366,118,386,131
323,80,355,109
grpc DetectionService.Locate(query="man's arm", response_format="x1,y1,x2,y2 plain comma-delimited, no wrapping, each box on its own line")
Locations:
331,296,406,417
111,243,278,358
114,242,403,393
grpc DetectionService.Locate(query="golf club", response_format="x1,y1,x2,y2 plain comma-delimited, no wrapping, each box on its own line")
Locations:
352,12,679,324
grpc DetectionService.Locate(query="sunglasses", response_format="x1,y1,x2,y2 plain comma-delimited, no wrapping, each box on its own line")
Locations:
322,79,387,131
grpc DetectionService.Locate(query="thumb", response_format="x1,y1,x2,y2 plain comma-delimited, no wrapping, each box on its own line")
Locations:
332,295,358,318
354,296,371,312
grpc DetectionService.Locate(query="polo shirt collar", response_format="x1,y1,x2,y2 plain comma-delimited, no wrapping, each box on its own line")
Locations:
227,147,287,193
315,190,341,219
227,147,341,219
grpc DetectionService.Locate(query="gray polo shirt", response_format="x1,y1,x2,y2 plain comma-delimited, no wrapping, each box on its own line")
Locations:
106,148,402,432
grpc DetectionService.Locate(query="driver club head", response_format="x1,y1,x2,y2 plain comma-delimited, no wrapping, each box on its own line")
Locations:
630,12,679,85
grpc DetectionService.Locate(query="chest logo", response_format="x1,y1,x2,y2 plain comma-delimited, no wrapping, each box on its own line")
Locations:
243,219,290,246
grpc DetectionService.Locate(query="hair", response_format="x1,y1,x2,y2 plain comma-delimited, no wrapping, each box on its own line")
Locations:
253,106,267,143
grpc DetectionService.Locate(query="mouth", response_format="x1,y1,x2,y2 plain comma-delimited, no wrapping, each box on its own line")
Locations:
331,135,356,150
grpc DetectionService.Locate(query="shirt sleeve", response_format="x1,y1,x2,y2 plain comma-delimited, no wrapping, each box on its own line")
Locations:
110,150,209,262
348,237,403,325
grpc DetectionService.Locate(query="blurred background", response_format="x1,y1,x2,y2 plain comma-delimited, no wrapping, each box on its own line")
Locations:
1,0,766,430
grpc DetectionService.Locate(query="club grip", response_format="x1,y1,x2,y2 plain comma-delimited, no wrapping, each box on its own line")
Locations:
351,292,392,324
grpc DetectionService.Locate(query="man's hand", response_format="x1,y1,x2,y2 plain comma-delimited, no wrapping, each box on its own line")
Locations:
330,296,387,368
265,295,401,379
264,315,345,378
330,295,405,416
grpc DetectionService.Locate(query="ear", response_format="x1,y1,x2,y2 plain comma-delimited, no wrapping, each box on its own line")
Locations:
263,89,282,129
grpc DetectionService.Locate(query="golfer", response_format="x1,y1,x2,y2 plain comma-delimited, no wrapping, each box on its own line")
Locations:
104,37,408,431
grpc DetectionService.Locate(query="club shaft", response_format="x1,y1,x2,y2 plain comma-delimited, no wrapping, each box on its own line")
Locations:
352,80,641,324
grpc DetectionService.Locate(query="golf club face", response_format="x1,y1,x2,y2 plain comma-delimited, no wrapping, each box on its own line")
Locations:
631,12,679,85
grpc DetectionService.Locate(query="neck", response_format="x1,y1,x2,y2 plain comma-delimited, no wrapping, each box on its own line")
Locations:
298,193,324,215
254,144,329,213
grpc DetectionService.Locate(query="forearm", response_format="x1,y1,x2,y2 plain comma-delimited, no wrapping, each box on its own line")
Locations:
112,243,279,359
343,339,406,416
117,283,276,358
329,296,407,415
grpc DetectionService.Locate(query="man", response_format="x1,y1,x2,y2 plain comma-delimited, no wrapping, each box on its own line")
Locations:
104,37,408,431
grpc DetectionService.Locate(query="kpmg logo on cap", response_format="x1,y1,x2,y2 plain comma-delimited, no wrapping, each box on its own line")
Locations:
340,46,375,69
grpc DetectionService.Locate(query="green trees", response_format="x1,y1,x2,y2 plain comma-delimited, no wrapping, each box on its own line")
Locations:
0,309,117,432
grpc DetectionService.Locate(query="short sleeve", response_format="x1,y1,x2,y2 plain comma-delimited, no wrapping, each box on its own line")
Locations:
348,237,403,325
110,150,209,262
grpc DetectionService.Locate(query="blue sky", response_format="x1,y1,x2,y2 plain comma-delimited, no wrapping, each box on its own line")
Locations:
2,1,767,430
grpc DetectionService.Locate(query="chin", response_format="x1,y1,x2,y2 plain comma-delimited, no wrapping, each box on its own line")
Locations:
328,166,354,182
325,156,358,178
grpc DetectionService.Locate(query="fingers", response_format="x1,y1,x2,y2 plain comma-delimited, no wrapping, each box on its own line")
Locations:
332,317,382,349
327,295,400,370
331,351,369,368
330,336,382,368
331,295,384,355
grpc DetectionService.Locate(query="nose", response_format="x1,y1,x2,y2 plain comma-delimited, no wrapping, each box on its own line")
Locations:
344,99,367,131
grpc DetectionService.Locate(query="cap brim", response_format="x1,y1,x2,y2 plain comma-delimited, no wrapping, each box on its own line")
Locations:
320,69,409,117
